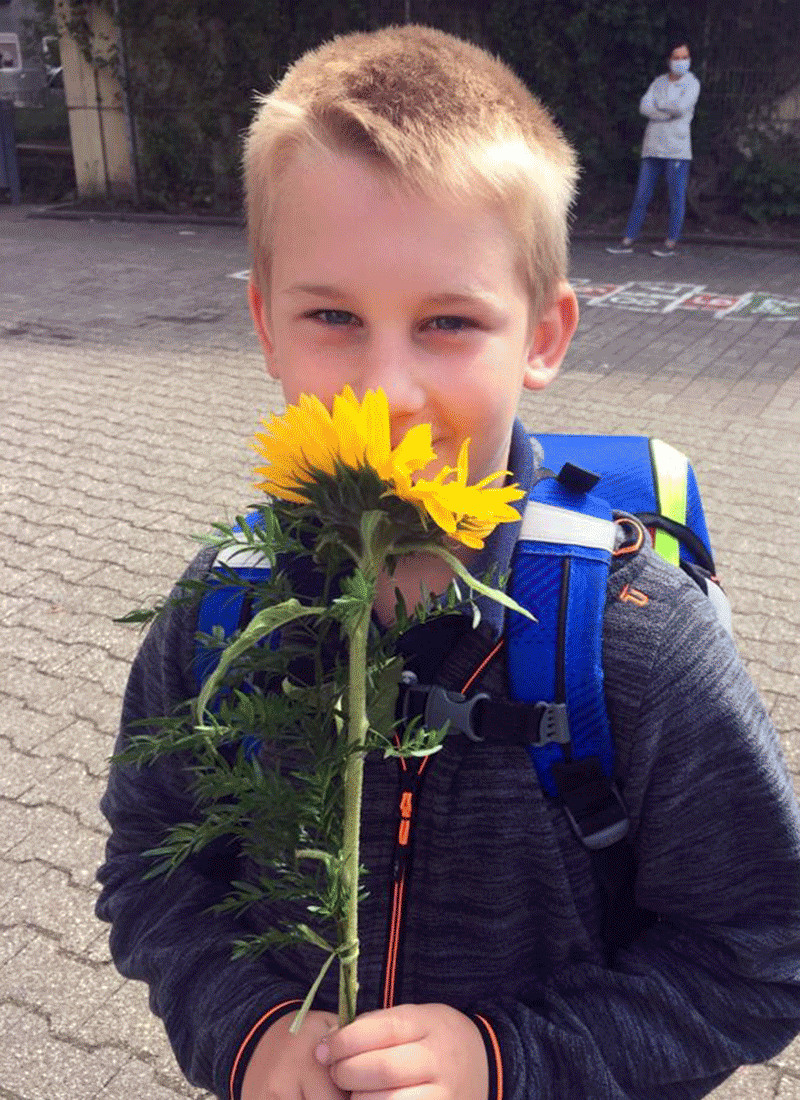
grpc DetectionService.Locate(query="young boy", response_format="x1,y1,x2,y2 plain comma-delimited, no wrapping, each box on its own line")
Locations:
96,25,800,1100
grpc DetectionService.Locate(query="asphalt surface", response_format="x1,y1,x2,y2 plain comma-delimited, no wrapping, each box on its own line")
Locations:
1,204,799,1100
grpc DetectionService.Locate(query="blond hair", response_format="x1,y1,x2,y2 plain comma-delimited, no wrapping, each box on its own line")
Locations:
244,24,578,322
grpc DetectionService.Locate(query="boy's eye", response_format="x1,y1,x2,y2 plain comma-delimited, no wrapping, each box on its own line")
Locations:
425,315,476,333
308,309,359,327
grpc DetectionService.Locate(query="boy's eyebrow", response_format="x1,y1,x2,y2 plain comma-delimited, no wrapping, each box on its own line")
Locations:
286,284,349,299
285,285,501,308
424,291,500,308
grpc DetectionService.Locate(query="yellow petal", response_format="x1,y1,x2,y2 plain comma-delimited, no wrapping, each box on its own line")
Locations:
362,389,392,471
332,393,367,469
455,439,470,484
451,528,486,549
390,423,435,477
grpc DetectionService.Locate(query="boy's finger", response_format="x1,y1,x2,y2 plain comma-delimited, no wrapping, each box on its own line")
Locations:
316,1006,427,1064
327,1041,433,1093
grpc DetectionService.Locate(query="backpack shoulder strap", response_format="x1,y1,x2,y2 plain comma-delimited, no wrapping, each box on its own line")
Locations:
507,471,619,820
194,512,272,692
509,456,659,953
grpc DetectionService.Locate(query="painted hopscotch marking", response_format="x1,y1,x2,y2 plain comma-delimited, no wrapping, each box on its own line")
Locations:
587,281,705,313
571,279,800,320
676,292,742,313
723,292,800,320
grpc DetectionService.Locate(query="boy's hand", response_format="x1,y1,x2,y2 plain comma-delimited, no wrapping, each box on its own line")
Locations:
241,1009,346,1100
316,1003,489,1100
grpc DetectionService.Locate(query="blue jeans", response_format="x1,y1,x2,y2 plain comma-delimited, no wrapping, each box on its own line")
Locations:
624,157,691,243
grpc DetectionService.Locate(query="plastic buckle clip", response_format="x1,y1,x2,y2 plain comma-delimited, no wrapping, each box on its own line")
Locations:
400,674,488,743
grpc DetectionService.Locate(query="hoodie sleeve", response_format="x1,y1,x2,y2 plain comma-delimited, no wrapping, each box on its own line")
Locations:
95,552,307,1100
656,73,701,118
640,76,673,120
470,563,800,1100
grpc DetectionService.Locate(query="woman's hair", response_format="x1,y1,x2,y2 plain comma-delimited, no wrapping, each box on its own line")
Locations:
667,39,691,56
244,24,578,322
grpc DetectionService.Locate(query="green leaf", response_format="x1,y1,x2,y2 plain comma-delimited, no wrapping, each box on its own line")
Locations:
114,607,160,625
404,543,536,621
288,950,338,1035
196,599,324,718
368,656,404,739
295,922,335,953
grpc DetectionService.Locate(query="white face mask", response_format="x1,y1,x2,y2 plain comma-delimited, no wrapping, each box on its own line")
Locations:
670,58,691,76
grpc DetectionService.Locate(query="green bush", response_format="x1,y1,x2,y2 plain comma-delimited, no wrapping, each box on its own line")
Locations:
729,141,800,223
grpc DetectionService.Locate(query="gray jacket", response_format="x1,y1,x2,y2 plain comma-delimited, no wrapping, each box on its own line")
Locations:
96,427,800,1100
640,71,701,159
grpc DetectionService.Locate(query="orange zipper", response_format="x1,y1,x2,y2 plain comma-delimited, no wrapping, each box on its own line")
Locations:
383,753,427,1007
382,641,505,1009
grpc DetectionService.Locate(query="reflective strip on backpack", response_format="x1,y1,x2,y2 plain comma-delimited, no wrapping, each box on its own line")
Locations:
215,541,272,571
520,499,617,553
650,438,688,567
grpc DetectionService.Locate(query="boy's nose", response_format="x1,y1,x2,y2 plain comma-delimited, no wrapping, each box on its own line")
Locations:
359,335,426,418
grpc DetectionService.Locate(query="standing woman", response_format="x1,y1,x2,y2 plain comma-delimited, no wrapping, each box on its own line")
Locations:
607,42,701,256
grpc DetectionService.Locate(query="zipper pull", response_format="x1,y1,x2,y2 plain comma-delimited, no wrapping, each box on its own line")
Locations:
398,789,413,846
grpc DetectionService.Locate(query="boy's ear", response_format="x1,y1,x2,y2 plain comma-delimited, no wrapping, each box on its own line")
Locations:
248,280,279,379
523,282,580,391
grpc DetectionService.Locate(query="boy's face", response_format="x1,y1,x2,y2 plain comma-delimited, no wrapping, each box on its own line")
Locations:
249,147,577,485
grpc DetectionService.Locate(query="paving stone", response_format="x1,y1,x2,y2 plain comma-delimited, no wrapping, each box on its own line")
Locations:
0,998,26,1030
0,743,63,799
0,921,34,968
82,979,192,1077
1,932,123,1034
6,803,107,887
705,1064,780,1099
774,1032,800,1075
1,1009,130,1100
42,718,116,777
97,1057,210,1100
777,1076,800,1100
3,862,102,956
59,675,127,739
17,758,108,832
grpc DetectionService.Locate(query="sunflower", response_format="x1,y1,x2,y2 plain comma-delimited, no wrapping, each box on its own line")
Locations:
253,386,524,548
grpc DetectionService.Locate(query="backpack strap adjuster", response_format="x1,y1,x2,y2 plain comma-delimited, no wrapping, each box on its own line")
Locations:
534,702,570,747
551,757,630,850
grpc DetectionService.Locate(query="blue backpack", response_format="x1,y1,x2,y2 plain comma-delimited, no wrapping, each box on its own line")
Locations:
195,434,729,878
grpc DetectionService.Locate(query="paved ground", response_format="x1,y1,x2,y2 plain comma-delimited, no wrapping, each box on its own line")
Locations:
1,205,799,1100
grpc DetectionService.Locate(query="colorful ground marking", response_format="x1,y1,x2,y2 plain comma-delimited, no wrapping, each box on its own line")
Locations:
678,292,743,314
572,280,619,300
588,282,705,312
724,293,800,321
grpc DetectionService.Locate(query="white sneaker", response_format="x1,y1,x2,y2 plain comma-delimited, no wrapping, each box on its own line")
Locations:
651,245,677,257
606,242,633,254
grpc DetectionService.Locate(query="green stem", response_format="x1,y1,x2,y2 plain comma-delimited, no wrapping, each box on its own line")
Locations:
339,599,371,1025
